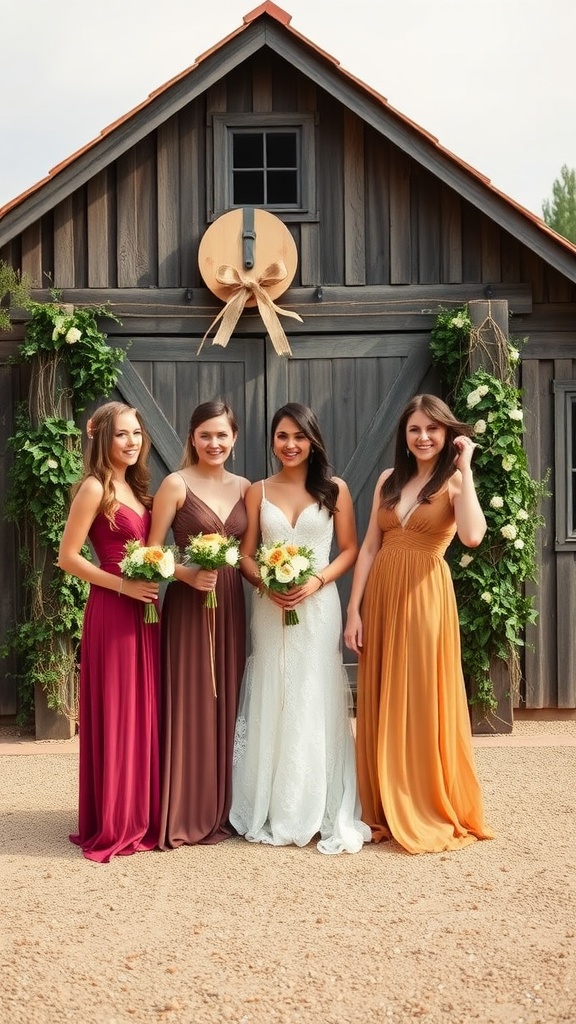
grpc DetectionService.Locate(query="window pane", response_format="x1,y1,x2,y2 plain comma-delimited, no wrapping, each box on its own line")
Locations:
233,170,264,205
267,170,298,205
266,132,297,169
233,133,263,169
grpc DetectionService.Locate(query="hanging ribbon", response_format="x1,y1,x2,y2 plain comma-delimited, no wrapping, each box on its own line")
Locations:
206,604,217,699
197,260,303,357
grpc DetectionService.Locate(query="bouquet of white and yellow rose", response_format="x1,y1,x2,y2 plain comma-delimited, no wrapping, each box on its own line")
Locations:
255,541,316,625
185,532,241,608
119,540,176,623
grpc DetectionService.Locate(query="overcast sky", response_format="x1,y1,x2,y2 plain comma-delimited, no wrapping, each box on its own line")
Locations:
1,0,574,217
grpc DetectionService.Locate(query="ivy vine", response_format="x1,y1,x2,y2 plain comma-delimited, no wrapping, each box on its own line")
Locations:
430,306,547,712
1,298,124,722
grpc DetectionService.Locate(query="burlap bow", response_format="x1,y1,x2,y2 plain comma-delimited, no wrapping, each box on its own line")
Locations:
198,260,303,356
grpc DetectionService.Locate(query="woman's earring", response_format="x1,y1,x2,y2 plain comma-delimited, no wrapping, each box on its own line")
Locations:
231,445,236,465
309,447,315,463
406,448,410,457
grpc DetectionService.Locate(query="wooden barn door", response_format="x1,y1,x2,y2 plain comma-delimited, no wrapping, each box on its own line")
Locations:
109,335,269,485
109,329,435,524
106,328,435,668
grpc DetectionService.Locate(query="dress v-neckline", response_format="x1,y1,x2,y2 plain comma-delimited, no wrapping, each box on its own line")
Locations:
117,501,147,520
187,487,242,528
395,500,422,529
262,497,317,531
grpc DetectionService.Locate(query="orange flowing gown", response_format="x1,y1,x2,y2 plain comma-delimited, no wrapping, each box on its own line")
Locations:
356,489,494,854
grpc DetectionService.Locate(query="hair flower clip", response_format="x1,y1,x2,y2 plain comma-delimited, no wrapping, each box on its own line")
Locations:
86,419,94,440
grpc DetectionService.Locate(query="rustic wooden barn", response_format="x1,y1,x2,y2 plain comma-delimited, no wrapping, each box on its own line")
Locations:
2,0,576,719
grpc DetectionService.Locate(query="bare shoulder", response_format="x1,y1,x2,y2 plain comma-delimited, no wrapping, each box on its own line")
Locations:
235,475,252,497
332,475,347,490
376,468,393,489
245,480,264,503
156,471,186,497
332,476,352,501
75,475,104,503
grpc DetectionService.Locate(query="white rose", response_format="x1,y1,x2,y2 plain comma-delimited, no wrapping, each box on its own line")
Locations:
478,385,489,397
466,389,482,409
481,592,493,604
508,408,523,421
490,496,504,509
487,412,497,423
509,346,520,362
473,419,487,435
459,554,474,568
225,546,239,566
45,458,58,469
501,524,517,541
275,563,296,584
65,327,82,344
502,455,516,471
516,509,529,521
290,555,310,574
158,551,175,578
513,539,525,550
451,315,465,329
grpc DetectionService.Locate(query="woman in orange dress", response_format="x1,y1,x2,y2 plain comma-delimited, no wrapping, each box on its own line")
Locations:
344,394,494,854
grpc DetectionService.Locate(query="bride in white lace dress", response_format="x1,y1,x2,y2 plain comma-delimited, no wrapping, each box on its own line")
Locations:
230,404,371,855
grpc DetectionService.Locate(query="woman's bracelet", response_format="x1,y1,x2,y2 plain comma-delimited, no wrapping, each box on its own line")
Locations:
313,573,326,589
118,578,123,597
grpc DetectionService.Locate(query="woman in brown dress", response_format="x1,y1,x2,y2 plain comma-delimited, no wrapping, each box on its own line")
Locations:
148,401,250,847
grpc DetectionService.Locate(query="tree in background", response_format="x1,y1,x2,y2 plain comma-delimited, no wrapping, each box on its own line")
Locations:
542,165,576,243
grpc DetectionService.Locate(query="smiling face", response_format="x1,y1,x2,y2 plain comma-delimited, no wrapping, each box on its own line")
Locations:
273,416,312,468
109,410,143,472
405,410,447,465
192,414,236,467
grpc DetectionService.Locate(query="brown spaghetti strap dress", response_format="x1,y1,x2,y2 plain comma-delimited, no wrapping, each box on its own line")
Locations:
158,487,247,848
356,489,494,854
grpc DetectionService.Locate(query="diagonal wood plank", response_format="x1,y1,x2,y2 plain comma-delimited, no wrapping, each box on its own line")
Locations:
342,346,432,501
115,359,183,472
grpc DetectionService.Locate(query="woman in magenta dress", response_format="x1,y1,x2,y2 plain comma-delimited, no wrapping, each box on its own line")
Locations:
58,401,161,862
148,401,250,848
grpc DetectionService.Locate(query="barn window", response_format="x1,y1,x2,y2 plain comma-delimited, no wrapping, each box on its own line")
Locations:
553,381,576,549
210,113,317,222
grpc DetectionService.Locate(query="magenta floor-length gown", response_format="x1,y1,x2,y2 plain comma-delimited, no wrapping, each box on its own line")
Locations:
70,505,161,863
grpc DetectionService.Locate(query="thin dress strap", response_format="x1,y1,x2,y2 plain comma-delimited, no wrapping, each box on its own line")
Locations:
261,479,266,501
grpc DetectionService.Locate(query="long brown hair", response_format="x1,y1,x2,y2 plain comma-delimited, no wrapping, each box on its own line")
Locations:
82,402,152,522
381,394,473,508
270,403,339,516
181,401,239,468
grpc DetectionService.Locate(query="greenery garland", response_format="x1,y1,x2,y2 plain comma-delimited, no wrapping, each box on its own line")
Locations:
0,260,31,331
430,306,547,711
1,299,124,721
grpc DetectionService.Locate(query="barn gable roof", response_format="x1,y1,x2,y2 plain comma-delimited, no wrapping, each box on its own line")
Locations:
1,1,576,281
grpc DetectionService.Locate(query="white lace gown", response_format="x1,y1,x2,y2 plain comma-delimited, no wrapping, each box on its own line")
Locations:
230,495,371,855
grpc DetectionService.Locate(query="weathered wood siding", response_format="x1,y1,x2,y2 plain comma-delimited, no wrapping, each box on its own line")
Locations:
2,48,576,713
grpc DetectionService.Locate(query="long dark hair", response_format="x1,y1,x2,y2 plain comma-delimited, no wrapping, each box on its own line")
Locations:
181,400,239,467
270,403,339,516
82,401,152,522
381,394,473,508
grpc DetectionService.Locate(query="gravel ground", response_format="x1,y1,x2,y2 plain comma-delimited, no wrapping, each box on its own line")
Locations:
1,720,575,1024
